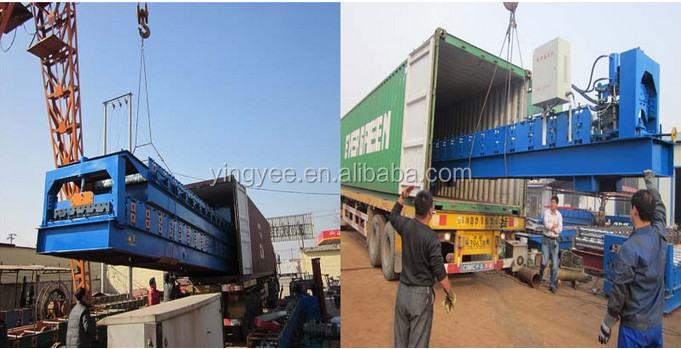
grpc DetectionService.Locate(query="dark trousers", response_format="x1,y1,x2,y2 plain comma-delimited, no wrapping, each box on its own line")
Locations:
394,283,434,348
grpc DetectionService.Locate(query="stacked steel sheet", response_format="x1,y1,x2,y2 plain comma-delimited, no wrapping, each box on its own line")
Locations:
575,226,679,252
574,226,632,252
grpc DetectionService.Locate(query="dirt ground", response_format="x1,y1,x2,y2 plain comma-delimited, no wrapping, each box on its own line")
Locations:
340,230,681,348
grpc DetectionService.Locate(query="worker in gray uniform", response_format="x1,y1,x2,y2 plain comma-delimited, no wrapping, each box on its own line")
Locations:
66,288,95,348
163,272,177,302
598,170,667,347
389,185,455,348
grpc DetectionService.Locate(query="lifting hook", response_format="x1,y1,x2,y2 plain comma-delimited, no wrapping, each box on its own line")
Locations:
137,2,150,39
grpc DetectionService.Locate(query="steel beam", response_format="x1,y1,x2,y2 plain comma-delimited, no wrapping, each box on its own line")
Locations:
434,137,673,192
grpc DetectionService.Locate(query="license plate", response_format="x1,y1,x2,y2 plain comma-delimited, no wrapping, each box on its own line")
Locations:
461,262,486,272
468,236,488,250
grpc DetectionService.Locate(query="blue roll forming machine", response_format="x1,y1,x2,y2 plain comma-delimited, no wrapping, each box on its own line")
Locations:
37,151,241,275
432,43,680,312
432,47,674,192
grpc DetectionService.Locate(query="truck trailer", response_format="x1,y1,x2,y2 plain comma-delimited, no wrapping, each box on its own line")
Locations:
341,28,529,281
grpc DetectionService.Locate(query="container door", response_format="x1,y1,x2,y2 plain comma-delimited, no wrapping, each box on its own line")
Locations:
399,36,436,194
236,183,253,275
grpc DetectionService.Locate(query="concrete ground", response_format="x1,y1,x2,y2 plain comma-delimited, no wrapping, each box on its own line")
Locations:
340,230,681,348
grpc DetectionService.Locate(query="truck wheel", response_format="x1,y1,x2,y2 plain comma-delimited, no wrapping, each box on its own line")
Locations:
266,278,279,309
381,223,399,281
368,214,385,267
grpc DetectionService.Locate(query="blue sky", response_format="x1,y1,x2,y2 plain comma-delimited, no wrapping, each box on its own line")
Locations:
342,2,681,132
0,2,340,247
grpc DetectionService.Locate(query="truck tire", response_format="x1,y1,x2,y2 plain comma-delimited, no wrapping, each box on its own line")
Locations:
368,214,385,267
242,289,261,339
266,278,279,309
381,223,399,281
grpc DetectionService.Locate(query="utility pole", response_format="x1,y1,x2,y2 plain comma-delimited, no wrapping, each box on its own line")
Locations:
300,226,305,249
7,233,17,245
102,92,133,294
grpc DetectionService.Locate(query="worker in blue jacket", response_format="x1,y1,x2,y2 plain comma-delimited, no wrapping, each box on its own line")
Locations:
598,170,667,348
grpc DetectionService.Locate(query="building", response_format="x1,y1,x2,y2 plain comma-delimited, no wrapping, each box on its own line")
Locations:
300,244,340,278
0,243,167,311
316,229,340,246
0,243,102,310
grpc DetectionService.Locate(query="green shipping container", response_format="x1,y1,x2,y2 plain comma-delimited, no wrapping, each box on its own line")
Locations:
341,28,532,210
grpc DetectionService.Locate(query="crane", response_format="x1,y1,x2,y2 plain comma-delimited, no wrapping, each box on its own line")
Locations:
2,2,90,301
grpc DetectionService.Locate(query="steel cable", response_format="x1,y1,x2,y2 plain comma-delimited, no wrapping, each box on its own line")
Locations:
133,36,174,174
0,27,17,52
466,26,509,169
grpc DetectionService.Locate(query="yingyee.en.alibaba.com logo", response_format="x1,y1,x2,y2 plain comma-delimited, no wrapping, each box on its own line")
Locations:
340,163,472,184
344,111,391,160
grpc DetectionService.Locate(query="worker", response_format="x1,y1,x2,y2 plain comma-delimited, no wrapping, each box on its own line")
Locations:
66,288,95,348
594,208,607,226
541,195,562,293
163,272,180,302
389,185,454,348
598,170,666,348
147,277,163,306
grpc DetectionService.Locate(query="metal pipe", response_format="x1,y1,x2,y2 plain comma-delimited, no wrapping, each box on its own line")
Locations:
34,274,40,323
101,94,137,293
102,102,107,155
128,93,133,151
541,111,547,146
14,272,19,308
567,92,573,143
557,267,587,281
517,267,540,288
102,92,133,105
128,266,133,300
100,263,105,294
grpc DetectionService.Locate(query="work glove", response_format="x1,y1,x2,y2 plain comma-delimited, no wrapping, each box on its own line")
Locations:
644,170,656,190
442,290,456,314
598,322,611,345
598,313,618,345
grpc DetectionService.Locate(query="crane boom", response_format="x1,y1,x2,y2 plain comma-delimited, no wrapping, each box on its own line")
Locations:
25,2,91,300
28,3,84,175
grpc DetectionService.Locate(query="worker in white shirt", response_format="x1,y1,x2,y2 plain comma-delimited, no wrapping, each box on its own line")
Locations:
541,195,563,293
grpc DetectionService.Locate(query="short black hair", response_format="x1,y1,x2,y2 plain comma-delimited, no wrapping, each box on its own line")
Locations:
631,189,655,222
149,277,156,287
551,196,559,205
414,190,433,218
75,287,86,301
